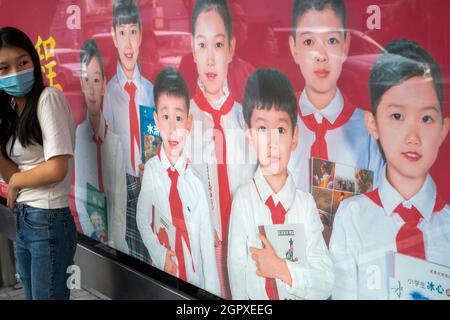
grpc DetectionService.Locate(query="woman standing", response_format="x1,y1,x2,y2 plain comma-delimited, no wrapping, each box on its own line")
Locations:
0,27,77,300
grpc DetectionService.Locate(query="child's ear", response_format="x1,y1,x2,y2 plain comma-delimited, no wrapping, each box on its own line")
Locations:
137,26,143,47
186,114,193,133
101,75,107,97
291,124,299,151
228,36,236,63
364,110,379,140
343,31,352,61
288,35,298,65
440,117,450,144
79,75,83,92
244,124,255,148
153,111,159,130
111,26,118,49
191,34,197,63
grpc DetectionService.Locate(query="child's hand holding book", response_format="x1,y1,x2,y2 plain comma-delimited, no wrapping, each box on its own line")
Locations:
250,233,293,286
164,249,177,276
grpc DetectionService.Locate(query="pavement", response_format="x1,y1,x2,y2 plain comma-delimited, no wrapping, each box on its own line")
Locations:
0,284,109,300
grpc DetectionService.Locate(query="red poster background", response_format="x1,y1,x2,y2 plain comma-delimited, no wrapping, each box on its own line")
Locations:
1,0,449,201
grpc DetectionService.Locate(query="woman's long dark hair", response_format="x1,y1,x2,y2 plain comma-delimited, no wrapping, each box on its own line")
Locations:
0,27,45,159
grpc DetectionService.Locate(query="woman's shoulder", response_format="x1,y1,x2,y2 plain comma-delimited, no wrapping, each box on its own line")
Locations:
39,86,65,100
37,87,70,113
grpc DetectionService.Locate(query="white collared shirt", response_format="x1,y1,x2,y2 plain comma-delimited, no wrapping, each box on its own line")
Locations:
136,148,220,296
103,63,154,176
288,89,384,192
228,167,334,300
185,82,257,241
330,166,450,300
74,114,128,254
300,88,344,124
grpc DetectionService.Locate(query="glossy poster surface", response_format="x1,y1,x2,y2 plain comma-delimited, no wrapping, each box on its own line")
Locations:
1,0,449,300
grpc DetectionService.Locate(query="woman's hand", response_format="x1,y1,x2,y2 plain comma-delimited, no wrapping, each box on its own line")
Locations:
7,173,20,211
0,153,19,184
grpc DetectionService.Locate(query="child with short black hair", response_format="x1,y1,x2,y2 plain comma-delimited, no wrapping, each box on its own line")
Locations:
330,39,450,299
137,67,220,296
228,68,333,300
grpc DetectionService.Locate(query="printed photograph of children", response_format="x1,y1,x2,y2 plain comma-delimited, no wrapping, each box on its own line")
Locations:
355,168,373,194
312,158,335,190
334,163,355,193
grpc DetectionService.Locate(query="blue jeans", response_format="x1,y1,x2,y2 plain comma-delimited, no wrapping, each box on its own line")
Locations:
14,203,77,300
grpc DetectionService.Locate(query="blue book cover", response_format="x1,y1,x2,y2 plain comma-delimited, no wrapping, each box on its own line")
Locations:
139,105,162,164
86,182,108,244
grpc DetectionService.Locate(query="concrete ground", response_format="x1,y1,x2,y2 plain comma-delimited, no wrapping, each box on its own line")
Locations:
0,284,109,300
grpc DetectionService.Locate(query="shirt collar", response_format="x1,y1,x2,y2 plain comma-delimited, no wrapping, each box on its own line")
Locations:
85,112,107,141
116,62,141,89
253,166,296,212
197,78,230,111
160,146,187,178
378,165,436,221
299,88,344,124
97,114,107,141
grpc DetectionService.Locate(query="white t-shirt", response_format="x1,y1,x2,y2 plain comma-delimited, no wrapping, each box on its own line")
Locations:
7,87,75,209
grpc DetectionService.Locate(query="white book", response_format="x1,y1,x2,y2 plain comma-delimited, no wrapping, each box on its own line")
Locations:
259,224,306,300
205,162,222,241
388,252,450,300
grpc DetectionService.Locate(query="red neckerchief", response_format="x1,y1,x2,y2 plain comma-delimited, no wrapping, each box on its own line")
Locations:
365,188,445,259
194,84,234,243
297,92,356,160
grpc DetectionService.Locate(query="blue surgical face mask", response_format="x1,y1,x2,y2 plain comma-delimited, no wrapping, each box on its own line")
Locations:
0,68,35,97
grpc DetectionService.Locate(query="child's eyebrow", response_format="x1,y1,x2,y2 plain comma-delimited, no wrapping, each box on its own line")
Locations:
195,34,206,40
253,116,268,123
387,104,440,113
175,106,187,113
277,118,290,126
195,33,226,40
386,104,405,109
158,105,186,113
298,31,312,37
119,23,138,28
298,28,344,36
420,106,441,113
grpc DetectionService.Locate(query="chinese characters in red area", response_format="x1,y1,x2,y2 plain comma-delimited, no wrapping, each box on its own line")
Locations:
35,35,63,91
